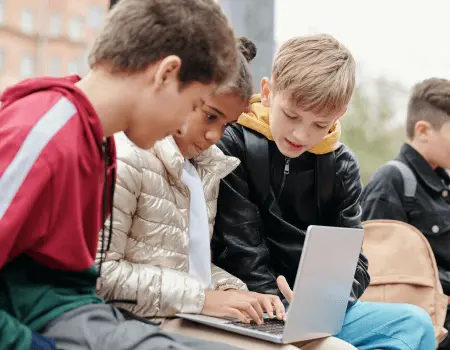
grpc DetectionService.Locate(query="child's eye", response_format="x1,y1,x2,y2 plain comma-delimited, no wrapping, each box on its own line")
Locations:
284,111,296,119
207,113,217,120
315,123,328,129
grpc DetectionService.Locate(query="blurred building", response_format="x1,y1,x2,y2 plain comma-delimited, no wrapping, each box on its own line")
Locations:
0,0,108,92
219,0,275,91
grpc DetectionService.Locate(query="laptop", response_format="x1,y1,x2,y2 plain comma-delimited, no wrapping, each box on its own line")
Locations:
177,225,364,344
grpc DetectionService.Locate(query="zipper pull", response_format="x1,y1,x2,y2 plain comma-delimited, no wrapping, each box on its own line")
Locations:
284,159,290,174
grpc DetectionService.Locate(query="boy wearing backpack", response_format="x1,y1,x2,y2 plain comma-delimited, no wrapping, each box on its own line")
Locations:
361,78,450,349
0,1,245,349
211,34,436,349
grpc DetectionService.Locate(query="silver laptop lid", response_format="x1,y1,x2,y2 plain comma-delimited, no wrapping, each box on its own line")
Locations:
282,225,364,343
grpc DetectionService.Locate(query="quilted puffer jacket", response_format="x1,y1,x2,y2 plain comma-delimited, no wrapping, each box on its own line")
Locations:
96,132,246,318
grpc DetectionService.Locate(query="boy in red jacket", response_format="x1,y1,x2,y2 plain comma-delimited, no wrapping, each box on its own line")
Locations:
0,1,239,349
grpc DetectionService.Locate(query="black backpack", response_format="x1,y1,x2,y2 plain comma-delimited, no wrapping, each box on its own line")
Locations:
242,128,336,218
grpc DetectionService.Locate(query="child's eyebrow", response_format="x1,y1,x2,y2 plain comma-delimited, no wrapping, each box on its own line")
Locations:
206,105,225,117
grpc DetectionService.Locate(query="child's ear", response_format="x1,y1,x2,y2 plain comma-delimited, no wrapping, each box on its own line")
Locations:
415,120,433,142
153,55,182,91
260,77,271,107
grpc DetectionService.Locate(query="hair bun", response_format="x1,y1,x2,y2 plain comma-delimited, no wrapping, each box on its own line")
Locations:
238,37,257,62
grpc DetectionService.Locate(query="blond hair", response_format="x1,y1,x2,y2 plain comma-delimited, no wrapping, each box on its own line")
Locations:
272,34,355,117
89,0,237,87
407,78,450,139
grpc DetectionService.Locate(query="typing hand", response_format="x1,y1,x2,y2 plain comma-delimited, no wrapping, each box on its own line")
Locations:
232,290,285,320
202,290,270,325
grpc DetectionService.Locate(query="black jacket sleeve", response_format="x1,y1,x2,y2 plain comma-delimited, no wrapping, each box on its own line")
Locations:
333,146,371,303
361,165,408,222
211,126,279,295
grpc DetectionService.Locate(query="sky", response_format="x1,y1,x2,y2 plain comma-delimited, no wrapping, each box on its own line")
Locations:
275,0,450,90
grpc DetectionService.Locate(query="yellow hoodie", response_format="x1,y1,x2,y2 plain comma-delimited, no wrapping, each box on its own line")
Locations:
237,94,341,155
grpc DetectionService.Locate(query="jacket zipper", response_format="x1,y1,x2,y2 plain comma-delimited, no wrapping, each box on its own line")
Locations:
284,158,290,175
277,158,290,200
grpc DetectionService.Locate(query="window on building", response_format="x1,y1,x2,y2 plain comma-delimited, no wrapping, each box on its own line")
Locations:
49,12,62,37
0,0,4,24
21,9,34,34
20,54,35,79
68,17,83,41
49,57,60,76
88,6,105,29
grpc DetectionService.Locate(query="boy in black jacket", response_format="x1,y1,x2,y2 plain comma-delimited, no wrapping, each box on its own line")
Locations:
212,34,435,349
362,78,450,349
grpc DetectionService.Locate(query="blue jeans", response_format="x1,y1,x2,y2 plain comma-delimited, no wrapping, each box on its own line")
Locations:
335,301,436,350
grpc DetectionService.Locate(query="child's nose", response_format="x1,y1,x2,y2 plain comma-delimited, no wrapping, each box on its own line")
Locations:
292,127,310,144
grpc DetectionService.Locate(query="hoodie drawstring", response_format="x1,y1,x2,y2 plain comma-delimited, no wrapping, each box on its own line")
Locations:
97,139,112,289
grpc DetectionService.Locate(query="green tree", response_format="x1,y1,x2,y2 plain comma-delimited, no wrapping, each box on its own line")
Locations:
341,78,407,184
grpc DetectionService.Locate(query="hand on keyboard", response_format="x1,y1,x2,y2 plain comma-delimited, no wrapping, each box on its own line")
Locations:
232,290,285,320
202,290,284,325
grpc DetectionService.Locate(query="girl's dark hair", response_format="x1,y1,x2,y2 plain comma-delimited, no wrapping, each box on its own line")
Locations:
239,37,257,62
216,37,257,101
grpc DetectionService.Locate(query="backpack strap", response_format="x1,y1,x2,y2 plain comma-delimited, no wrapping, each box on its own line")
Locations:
243,127,270,207
387,160,417,198
315,152,336,220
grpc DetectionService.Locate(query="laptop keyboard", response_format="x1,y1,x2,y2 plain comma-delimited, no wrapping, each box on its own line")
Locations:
228,318,285,335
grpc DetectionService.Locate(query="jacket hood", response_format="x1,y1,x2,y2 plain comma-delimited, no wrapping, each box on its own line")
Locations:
3,75,85,107
237,94,342,155
153,136,240,180
1,75,105,153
